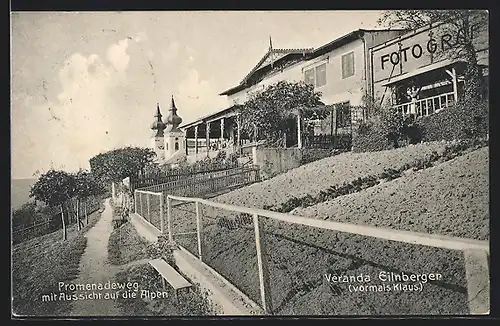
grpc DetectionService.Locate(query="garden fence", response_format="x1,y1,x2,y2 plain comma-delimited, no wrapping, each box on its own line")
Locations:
132,191,490,316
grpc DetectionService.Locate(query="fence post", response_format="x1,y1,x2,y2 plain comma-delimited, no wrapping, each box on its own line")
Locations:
252,213,273,314
139,192,143,217
147,193,151,222
464,249,490,314
195,201,203,260
167,195,173,242
160,193,164,234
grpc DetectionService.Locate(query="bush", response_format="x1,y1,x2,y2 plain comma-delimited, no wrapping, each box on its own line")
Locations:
415,99,489,142
353,119,393,153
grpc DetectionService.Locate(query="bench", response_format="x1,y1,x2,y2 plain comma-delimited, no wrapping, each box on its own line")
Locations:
149,258,192,301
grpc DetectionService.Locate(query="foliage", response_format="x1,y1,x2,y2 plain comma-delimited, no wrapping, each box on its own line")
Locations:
74,170,107,200
415,99,489,142
378,10,488,102
12,202,38,229
238,80,324,145
29,170,77,208
89,146,156,184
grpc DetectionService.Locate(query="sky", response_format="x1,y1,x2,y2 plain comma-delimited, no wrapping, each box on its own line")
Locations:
11,10,386,179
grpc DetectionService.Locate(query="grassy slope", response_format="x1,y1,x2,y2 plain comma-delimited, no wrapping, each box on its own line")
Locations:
293,146,489,241
11,203,105,316
107,221,214,316
169,142,487,315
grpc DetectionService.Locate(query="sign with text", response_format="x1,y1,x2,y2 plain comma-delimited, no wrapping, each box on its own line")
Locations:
372,21,488,84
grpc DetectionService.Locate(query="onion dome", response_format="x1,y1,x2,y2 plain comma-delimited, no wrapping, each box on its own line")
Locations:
165,95,183,132
151,103,166,137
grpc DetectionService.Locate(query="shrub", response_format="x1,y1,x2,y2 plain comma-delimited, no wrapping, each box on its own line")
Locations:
352,119,393,153
415,99,489,142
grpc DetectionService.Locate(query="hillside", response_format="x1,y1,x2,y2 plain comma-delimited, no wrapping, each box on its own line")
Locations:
11,178,37,210
293,146,489,241
168,140,488,315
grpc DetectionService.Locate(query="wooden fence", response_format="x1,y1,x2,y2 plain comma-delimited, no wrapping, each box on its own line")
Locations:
133,193,489,316
137,166,261,199
12,196,103,245
130,161,243,191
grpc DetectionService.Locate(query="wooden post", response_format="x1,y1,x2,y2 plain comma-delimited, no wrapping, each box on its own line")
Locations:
297,110,302,149
452,67,458,104
253,213,273,314
139,192,143,217
160,194,164,234
195,201,203,260
464,249,490,314
147,194,151,222
220,117,225,143
206,122,211,158
167,196,173,242
194,125,199,154
134,190,137,215
237,114,241,155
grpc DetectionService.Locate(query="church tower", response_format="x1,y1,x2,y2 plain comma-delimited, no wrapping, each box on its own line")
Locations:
164,95,185,160
150,102,167,161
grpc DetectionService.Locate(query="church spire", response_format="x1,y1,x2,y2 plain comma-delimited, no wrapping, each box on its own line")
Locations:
165,95,183,132
151,102,166,137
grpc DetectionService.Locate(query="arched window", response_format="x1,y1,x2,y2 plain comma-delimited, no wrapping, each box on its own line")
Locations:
175,142,179,151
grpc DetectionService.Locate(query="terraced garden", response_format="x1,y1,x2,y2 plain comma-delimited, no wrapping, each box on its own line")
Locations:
169,139,489,315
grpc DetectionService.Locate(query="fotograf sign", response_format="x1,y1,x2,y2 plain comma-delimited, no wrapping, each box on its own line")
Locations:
372,22,485,83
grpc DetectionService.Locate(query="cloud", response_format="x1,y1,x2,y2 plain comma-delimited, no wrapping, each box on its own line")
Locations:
175,68,228,124
106,38,130,72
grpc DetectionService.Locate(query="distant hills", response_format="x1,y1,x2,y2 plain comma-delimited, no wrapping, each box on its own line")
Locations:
11,178,37,211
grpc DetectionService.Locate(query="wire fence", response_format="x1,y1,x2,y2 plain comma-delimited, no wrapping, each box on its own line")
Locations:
134,190,164,232
165,195,490,316
131,190,490,316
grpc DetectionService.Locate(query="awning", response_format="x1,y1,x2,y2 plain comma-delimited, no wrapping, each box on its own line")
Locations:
381,59,467,87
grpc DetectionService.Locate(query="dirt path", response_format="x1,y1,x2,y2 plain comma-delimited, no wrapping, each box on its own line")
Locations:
69,198,121,317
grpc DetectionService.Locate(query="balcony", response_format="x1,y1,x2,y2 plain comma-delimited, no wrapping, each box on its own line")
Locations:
392,92,456,118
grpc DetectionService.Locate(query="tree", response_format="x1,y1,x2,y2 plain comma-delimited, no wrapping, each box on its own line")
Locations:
29,170,77,241
89,146,156,184
238,80,324,146
377,10,489,102
73,170,106,227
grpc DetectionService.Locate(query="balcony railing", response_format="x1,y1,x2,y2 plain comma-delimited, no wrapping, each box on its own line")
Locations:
392,92,456,118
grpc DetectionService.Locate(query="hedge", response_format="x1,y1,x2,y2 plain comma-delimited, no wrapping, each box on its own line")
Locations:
416,99,489,142
353,99,489,153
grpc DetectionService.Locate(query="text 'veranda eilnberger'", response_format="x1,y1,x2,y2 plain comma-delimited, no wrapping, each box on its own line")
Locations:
324,271,443,293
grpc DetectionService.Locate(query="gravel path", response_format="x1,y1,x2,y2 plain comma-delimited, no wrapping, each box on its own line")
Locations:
69,198,121,317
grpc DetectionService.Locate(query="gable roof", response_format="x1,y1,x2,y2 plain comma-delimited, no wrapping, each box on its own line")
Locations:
220,29,408,96
241,47,315,85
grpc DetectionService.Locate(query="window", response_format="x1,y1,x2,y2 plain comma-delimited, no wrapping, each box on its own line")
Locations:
166,143,168,150
341,52,355,79
175,142,179,151
304,62,327,88
315,63,327,87
304,68,315,86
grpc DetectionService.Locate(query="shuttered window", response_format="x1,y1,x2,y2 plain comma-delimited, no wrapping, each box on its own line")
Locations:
341,52,355,79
